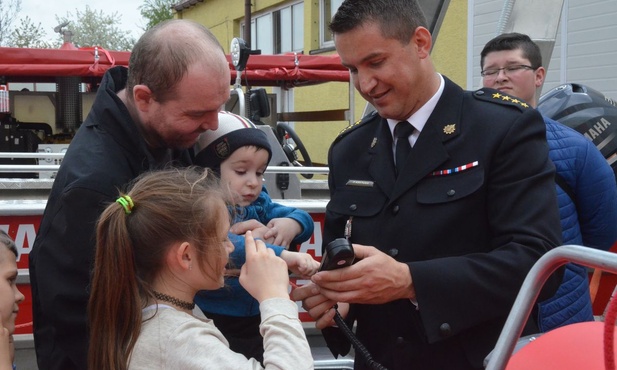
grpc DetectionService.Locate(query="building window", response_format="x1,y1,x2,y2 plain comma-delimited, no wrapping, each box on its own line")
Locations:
242,2,304,54
320,0,343,47
319,0,449,48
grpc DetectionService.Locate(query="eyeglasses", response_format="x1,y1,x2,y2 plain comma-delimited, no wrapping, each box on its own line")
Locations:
480,65,537,78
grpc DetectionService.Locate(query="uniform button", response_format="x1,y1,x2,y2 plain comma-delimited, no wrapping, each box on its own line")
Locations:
395,337,404,345
388,248,399,257
475,90,485,96
439,323,452,337
446,189,456,197
349,204,357,211
392,205,400,214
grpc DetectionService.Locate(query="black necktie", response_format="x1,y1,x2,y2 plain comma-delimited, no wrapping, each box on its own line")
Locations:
394,121,414,176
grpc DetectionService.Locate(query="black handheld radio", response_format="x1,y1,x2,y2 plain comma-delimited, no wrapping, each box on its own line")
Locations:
319,238,388,370
319,238,355,271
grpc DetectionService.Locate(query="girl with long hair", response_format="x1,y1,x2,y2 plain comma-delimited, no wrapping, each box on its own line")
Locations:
88,167,312,370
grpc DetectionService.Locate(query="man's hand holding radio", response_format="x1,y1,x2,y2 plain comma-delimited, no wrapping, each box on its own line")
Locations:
291,243,415,329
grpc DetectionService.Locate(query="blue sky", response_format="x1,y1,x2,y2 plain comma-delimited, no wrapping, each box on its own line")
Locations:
18,0,146,43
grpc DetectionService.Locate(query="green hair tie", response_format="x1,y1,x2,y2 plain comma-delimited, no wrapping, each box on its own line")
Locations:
116,195,134,215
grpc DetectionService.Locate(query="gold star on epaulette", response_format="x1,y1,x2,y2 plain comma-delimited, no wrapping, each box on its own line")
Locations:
502,95,511,102
443,124,456,135
520,102,529,108
492,92,502,99
511,99,520,104
338,119,362,135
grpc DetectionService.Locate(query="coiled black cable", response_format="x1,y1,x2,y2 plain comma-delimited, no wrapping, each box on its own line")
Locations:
332,305,388,370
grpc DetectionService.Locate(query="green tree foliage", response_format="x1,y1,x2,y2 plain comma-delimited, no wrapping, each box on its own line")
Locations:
0,0,22,46
139,0,175,30
8,16,50,48
55,5,136,51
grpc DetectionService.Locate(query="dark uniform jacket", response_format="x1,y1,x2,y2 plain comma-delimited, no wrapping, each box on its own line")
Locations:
323,77,562,370
28,67,192,370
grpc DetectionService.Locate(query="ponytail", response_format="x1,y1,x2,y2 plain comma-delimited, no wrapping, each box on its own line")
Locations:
88,199,142,370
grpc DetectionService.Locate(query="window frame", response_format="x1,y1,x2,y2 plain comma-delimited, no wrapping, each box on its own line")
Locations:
241,1,305,55
319,0,343,48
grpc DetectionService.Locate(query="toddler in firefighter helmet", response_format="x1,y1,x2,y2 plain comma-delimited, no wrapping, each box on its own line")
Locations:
193,111,318,362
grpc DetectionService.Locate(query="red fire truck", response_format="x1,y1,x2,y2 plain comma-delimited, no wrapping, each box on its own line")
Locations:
0,43,354,369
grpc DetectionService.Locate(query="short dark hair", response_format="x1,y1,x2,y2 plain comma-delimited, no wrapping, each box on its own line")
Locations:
0,229,18,258
329,0,429,45
127,19,224,103
480,32,543,70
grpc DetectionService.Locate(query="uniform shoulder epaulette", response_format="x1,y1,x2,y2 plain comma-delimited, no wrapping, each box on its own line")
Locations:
333,111,378,144
473,88,531,112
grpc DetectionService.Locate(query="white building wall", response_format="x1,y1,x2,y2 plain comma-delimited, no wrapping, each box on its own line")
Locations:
469,0,504,90
469,0,617,100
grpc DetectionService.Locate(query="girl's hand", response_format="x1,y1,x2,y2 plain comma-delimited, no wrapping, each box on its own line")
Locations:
0,326,13,370
240,231,290,303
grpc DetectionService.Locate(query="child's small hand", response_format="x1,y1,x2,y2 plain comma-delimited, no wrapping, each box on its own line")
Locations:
265,218,302,248
240,231,290,303
280,250,320,278
0,326,13,370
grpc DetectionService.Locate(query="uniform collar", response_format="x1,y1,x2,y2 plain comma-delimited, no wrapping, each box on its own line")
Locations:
387,73,445,138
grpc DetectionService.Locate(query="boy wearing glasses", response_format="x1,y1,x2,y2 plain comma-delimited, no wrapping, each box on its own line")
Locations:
481,32,617,332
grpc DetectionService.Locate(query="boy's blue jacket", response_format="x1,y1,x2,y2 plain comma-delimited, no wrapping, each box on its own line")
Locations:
195,187,314,316
537,116,617,331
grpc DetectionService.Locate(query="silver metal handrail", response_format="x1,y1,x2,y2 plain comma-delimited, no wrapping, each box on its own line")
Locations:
486,245,617,370
0,153,65,159
266,166,329,174
0,165,331,174
0,149,331,175
0,165,60,172
0,152,64,173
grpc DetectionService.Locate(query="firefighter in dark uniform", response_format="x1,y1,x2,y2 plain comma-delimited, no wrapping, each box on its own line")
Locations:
291,1,563,369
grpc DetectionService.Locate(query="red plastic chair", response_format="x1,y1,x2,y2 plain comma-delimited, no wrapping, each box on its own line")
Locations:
506,321,617,369
486,245,617,370
589,241,617,316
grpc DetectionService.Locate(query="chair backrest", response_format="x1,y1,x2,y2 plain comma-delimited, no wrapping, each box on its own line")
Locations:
508,285,617,369
590,241,617,315
604,284,617,370
486,245,617,370
505,321,616,370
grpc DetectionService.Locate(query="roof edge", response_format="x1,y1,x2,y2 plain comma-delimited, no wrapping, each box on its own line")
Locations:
173,0,205,11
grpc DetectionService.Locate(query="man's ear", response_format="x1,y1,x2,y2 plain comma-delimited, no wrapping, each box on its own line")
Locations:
133,84,153,112
413,26,433,58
